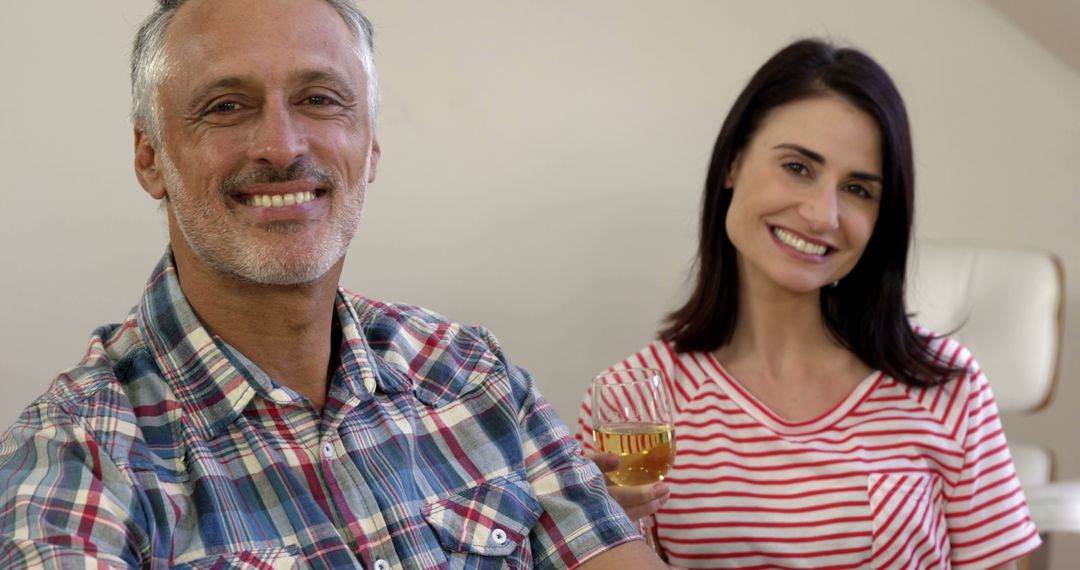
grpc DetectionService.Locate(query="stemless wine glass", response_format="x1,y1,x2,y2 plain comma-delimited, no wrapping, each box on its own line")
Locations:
591,367,676,553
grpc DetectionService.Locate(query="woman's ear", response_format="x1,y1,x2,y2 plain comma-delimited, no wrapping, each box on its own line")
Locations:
724,153,743,189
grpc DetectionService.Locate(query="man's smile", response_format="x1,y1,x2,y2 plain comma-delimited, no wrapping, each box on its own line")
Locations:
239,190,318,208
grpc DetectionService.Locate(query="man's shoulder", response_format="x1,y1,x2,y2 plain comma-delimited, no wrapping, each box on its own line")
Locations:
11,315,157,454
339,289,524,407
342,289,504,354
40,317,139,398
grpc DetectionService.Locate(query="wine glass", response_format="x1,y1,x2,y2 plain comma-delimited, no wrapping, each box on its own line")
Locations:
591,367,676,553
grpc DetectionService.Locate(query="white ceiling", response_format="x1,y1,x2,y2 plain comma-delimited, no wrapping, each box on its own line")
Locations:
982,0,1080,75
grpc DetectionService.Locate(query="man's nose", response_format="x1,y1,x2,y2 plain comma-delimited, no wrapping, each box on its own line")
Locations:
799,183,840,232
250,100,308,170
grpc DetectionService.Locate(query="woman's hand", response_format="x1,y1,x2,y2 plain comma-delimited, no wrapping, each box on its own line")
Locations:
585,451,670,522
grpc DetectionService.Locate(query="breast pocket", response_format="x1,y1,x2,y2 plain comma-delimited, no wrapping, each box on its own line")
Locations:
867,473,949,570
423,474,543,569
172,545,302,569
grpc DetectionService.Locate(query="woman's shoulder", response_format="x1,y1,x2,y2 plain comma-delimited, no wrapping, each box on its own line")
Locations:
899,327,994,424
608,338,710,382
608,339,724,406
910,326,984,382
609,339,677,370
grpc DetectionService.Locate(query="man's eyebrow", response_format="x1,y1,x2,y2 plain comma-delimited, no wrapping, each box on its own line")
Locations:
295,69,346,85
185,76,256,112
773,143,882,183
184,69,360,111
293,69,359,99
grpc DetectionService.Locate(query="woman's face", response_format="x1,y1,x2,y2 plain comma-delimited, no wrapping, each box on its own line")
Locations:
725,95,883,296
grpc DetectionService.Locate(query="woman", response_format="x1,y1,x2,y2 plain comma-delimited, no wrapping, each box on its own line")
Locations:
577,39,1040,569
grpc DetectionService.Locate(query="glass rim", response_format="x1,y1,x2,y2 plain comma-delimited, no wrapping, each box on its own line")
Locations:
592,367,663,386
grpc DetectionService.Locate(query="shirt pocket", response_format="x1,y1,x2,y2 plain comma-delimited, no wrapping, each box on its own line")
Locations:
422,474,542,568
171,544,302,569
867,473,949,570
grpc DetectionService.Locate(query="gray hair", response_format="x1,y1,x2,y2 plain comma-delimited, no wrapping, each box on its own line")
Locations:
130,0,379,145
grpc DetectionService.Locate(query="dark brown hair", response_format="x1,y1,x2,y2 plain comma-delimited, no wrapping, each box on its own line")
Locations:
661,39,957,386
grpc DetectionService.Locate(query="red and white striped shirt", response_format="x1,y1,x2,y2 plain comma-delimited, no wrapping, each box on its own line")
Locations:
576,335,1040,569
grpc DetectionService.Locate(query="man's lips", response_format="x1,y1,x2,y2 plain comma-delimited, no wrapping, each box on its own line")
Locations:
230,181,327,209
236,190,319,208
226,181,331,224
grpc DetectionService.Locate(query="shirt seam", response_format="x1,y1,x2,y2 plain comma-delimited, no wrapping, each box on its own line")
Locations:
536,513,640,570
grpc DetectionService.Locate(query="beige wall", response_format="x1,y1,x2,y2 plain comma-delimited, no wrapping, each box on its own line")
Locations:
2,0,1077,564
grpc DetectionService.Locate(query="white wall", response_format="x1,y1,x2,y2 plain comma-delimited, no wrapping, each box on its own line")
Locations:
2,0,1078,564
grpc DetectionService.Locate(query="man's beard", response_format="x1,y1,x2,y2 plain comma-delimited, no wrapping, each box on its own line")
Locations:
160,151,365,286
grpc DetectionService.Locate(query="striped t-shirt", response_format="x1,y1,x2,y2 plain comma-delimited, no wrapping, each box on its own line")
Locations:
576,335,1040,569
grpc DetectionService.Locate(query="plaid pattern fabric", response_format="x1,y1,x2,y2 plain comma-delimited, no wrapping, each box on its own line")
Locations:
0,252,637,569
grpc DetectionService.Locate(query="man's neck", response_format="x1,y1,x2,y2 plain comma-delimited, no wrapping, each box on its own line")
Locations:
171,244,342,415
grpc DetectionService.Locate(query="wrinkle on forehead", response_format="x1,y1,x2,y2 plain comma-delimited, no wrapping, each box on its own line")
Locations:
159,0,366,114
163,0,359,81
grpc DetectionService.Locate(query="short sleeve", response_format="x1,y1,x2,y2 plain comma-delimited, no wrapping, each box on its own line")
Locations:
0,402,144,569
944,363,1041,568
513,364,639,570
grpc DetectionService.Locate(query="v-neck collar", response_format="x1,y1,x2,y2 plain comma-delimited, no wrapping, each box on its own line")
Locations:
699,351,884,436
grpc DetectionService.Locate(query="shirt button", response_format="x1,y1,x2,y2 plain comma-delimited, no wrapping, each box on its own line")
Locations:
491,528,507,545
322,441,334,459
373,559,390,570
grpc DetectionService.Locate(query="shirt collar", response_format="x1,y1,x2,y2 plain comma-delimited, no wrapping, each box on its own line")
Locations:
332,290,415,400
136,249,412,440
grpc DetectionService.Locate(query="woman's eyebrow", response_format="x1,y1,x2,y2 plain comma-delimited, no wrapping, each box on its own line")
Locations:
774,143,882,183
774,143,825,164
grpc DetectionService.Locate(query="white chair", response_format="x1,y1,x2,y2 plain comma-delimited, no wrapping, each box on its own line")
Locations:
906,241,1077,567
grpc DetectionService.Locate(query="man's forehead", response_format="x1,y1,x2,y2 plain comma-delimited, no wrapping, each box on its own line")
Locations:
161,0,361,86
164,0,353,60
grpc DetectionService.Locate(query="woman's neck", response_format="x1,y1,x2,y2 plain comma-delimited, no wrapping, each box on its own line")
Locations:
712,272,873,422
721,274,840,370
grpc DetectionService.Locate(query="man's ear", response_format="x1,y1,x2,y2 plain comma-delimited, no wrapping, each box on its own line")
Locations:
366,134,381,184
134,128,167,200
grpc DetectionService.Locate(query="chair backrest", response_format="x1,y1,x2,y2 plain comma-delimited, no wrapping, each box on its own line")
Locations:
905,241,1064,415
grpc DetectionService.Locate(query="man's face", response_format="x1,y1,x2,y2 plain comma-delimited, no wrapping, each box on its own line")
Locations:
145,0,380,286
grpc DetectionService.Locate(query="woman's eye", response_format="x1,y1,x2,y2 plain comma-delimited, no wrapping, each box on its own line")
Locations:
783,162,810,176
845,184,872,199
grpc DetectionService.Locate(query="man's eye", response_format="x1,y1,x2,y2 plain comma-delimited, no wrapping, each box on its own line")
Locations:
205,101,241,114
306,95,338,106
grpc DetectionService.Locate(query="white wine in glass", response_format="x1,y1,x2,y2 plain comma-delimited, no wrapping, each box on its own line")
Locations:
591,368,675,552
592,422,675,486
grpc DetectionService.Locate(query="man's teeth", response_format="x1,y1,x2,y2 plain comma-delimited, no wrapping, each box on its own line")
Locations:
773,228,828,256
243,191,317,208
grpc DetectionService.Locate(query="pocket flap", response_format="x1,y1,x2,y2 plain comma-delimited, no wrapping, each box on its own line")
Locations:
422,475,542,557
172,545,302,569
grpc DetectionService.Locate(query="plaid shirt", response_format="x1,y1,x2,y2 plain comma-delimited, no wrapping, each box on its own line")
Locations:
0,252,636,569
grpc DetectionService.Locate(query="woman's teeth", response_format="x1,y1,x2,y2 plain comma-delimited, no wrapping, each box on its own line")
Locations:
773,227,828,256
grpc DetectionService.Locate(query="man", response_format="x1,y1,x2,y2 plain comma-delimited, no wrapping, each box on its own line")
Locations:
0,0,666,568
